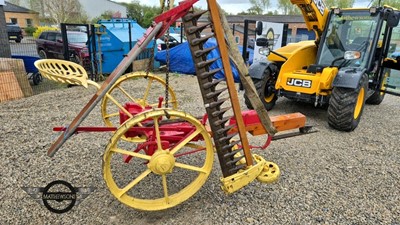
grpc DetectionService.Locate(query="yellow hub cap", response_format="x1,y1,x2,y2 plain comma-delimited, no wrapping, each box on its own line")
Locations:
148,150,176,175
354,87,365,119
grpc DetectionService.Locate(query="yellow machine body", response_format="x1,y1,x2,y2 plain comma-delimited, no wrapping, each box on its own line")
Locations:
270,41,338,96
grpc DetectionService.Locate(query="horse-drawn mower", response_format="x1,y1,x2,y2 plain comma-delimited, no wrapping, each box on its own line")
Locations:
35,0,313,211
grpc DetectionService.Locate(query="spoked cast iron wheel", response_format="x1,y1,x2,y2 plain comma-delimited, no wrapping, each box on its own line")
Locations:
103,109,214,211
328,74,368,131
101,72,178,141
244,67,277,111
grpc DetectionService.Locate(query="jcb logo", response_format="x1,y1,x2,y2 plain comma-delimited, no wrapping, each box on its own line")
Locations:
287,78,312,88
313,0,326,15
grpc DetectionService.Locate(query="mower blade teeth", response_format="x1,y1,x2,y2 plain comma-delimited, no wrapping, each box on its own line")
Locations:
199,68,223,79
224,148,243,159
187,23,212,34
212,116,231,127
222,140,241,151
226,155,245,166
184,11,250,177
196,58,219,68
229,164,246,174
194,46,217,57
206,87,227,99
182,10,208,22
203,78,224,89
215,124,235,135
191,34,215,46
211,106,231,117
207,97,229,109
218,132,237,143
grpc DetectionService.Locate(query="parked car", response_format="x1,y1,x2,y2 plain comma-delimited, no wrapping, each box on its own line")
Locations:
7,23,23,43
35,31,89,66
156,33,186,50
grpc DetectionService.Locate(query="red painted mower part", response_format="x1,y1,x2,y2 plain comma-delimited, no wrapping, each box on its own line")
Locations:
154,0,199,39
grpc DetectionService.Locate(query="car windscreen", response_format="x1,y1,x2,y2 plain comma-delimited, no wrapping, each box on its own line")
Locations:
67,33,87,43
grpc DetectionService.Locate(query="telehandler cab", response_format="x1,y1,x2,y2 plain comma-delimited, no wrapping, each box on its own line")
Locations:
245,0,400,131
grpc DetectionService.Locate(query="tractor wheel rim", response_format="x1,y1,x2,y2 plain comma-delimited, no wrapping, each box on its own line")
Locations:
354,87,365,119
264,93,275,103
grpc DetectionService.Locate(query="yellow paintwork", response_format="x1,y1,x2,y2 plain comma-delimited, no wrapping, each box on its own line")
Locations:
271,41,317,76
276,67,338,95
380,71,389,94
354,87,365,119
256,157,281,183
147,150,176,175
34,59,100,89
290,0,329,40
220,154,266,194
103,109,214,211
101,72,178,131
272,41,338,95
268,41,316,63
265,93,275,103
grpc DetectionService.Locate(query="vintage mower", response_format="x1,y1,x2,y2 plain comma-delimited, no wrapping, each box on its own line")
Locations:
35,0,313,211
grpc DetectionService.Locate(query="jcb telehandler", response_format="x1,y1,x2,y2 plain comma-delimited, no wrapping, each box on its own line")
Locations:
245,0,400,131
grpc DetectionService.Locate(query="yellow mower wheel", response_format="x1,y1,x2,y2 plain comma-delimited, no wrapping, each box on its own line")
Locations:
101,72,178,128
255,156,280,183
103,109,214,211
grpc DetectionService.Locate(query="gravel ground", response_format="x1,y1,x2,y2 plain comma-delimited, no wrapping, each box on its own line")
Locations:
0,73,399,225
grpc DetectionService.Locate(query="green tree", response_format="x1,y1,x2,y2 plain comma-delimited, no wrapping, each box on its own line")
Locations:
142,10,156,27
247,5,263,15
91,11,112,24
249,0,270,14
371,0,400,8
42,0,82,24
125,1,163,27
124,1,145,25
324,0,354,8
277,0,301,15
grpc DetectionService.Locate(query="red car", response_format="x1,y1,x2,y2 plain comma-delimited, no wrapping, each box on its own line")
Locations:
35,31,90,66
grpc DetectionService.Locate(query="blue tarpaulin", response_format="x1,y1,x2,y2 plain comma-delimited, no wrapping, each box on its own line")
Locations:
155,38,253,83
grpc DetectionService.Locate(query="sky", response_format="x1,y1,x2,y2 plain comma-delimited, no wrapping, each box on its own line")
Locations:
112,0,375,14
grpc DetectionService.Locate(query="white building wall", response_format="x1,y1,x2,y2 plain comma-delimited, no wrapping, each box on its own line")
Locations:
79,0,127,19
16,0,127,20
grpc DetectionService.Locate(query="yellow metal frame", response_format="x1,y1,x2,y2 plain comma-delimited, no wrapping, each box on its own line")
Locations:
220,153,281,194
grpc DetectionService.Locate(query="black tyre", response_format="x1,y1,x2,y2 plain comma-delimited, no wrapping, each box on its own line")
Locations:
328,74,368,131
32,72,42,85
15,39,21,43
38,49,47,59
244,67,278,111
366,70,389,105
